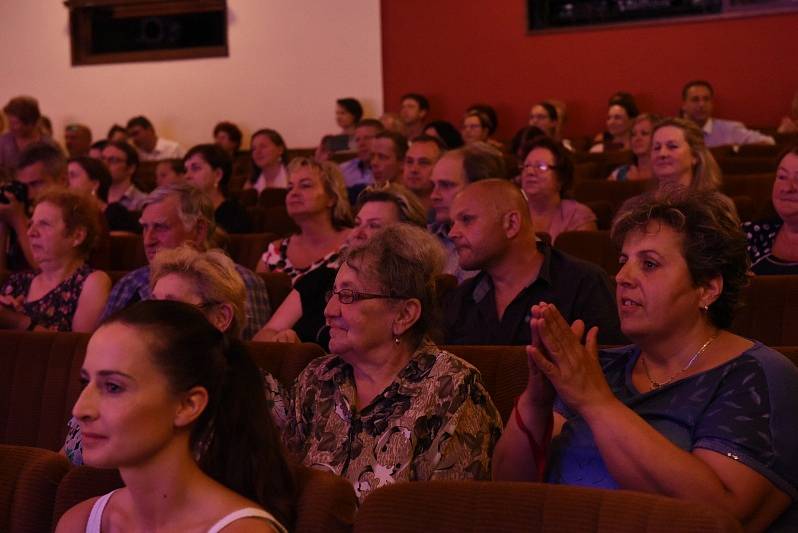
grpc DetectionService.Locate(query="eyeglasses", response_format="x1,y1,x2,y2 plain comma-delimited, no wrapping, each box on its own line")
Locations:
325,288,396,304
519,161,558,173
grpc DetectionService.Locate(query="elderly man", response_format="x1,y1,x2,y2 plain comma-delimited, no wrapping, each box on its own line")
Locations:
126,115,184,161
443,179,624,346
681,80,774,148
100,183,270,339
428,141,505,281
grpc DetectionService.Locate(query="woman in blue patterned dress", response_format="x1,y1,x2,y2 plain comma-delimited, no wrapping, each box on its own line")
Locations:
494,189,798,531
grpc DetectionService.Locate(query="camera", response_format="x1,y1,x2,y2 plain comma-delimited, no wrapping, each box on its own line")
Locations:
0,181,28,205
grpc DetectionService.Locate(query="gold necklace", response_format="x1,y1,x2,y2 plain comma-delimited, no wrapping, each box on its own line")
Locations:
641,333,719,389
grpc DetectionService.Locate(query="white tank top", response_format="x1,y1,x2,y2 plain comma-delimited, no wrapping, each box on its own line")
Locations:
85,490,287,533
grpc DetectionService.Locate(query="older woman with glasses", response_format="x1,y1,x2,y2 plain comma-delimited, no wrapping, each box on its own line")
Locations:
520,136,597,242
283,224,502,502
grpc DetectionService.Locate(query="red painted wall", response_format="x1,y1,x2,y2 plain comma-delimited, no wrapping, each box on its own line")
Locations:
381,1,798,141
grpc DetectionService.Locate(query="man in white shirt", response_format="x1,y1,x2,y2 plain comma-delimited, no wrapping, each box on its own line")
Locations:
126,116,184,161
681,80,774,148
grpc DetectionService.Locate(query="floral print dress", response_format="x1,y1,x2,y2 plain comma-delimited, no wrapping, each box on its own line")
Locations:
1,264,94,331
283,342,503,502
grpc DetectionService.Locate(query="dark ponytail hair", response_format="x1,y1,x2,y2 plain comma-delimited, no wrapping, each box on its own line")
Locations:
104,300,295,526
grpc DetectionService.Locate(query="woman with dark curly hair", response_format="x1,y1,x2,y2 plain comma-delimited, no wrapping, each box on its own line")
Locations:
283,224,502,502
494,189,798,531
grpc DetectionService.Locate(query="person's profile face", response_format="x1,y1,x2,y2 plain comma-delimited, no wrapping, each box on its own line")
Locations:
429,154,467,224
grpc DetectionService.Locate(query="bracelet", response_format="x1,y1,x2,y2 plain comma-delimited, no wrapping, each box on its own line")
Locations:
513,396,553,480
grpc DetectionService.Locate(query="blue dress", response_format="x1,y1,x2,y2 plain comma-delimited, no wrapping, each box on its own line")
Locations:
549,343,798,529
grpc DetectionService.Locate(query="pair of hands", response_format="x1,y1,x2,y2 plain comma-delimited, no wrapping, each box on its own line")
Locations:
524,303,615,414
0,293,24,312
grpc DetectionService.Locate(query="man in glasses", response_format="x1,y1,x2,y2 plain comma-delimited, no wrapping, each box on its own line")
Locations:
101,141,147,212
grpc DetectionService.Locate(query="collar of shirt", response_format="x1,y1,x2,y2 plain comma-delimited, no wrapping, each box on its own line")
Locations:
702,117,714,136
470,240,553,304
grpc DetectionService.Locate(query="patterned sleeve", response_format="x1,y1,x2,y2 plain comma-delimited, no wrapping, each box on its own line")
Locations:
692,356,798,500
412,370,503,482
281,360,321,459
63,416,84,466
99,270,145,323
2,272,30,299
237,267,271,340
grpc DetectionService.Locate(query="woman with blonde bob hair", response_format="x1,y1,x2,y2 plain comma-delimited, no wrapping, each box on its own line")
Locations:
651,117,721,192
258,157,352,282
150,245,247,338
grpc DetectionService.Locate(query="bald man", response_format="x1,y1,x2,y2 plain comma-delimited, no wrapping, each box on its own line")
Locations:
442,179,624,346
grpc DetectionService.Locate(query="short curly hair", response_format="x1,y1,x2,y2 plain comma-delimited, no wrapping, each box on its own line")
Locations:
521,135,575,196
35,187,102,258
611,189,749,329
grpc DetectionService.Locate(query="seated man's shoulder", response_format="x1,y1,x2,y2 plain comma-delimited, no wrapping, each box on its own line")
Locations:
234,263,265,287
115,265,150,287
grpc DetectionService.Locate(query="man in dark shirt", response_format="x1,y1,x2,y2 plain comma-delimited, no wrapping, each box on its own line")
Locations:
443,179,624,346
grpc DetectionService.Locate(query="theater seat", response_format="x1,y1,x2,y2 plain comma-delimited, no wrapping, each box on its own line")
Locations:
257,272,294,309
730,275,798,346
774,346,798,368
225,232,277,271
247,341,326,387
354,480,742,533
0,331,88,450
0,445,70,533
132,161,158,193
108,232,147,271
717,156,778,175
442,345,527,424
555,230,620,277
259,188,289,208
572,179,653,218
247,206,300,236
52,463,356,533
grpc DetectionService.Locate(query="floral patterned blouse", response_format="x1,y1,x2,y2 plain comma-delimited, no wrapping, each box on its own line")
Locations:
260,237,343,284
283,342,503,502
1,263,94,331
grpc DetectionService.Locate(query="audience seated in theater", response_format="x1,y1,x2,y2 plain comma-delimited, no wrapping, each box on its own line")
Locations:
429,141,506,282
510,126,545,163
0,95,56,171
681,80,774,147
336,97,363,137
0,142,67,271
246,128,289,193
213,120,243,158
493,189,798,531
63,123,92,158
370,130,407,186
254,183,427,349
424,120,464,149
528,101,573,151
101,140,147,211
652,117,721,192
401,134,446,214
184,144,252,234
590,92,638,153
520,136,597,241
126,115,184,161
56,300,294,533
258,157,352,282
443,179,622,346
154,158,185,188
106,124,128,144
778,90,798,134
283,224,502,502
609,113,660,182
64,245,287,466
315,98,363,161
67,156,140,233
88,140,106,160
744,146,798,275
339,118,384,198
379,111,402,133
0,188,110,332
100,183,270,339
399,93,430,140
461,109,494,146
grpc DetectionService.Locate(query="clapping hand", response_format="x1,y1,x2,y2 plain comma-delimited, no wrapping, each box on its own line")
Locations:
526,303,615,414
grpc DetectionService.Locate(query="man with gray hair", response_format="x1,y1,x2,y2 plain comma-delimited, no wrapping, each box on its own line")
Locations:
99,183,270,338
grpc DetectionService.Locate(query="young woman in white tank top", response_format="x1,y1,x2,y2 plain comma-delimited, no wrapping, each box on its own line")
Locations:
55,300,294,533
